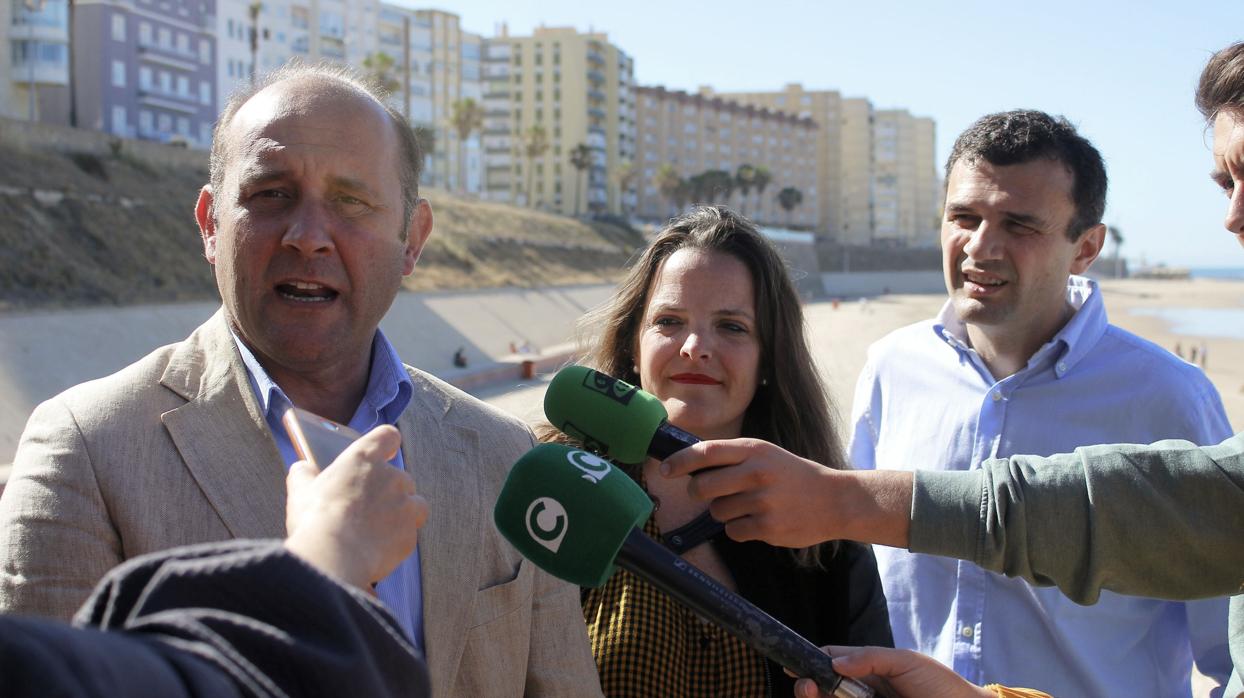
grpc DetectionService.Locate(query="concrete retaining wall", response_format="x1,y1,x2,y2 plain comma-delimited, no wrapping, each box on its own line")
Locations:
821,271,945,297
0,283,614,465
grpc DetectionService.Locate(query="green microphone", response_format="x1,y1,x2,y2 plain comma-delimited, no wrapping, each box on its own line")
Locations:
543,365,700,464
494,444,873,698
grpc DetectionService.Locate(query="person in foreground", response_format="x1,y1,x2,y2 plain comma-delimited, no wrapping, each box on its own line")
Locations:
2,426,431,698
545,206,893,697
662,42,1244,697
0,59,599,696
852,108,1231,695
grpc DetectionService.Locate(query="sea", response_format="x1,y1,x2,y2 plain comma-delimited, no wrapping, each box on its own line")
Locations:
1131,268,1244,338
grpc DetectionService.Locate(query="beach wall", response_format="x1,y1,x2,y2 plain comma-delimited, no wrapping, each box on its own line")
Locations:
0,283,614,465
821,271,945,297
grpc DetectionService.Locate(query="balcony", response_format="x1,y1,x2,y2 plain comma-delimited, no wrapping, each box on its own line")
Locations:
588,88,605,103
138,88,201,114
587,106,605,120
10,60,67,86
138,43,198,72
587,49,604,66
587,69,604,84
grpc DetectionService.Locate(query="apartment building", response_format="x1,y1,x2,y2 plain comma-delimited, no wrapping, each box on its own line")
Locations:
873,108,938,246
713,84,841,236
5,0,70,121
70,0,217,146
838,97,874,244
482,26,635,216
634,85,817,228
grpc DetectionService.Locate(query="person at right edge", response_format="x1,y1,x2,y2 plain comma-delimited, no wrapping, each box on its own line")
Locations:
660,42,1244,698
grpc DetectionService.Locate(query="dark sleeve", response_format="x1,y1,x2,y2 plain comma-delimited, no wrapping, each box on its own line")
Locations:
834,542,894,648
59,539,430,698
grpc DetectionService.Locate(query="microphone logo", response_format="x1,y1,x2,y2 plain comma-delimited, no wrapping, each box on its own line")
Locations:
567,449,611,483
525,497,569,553
583,370,638,406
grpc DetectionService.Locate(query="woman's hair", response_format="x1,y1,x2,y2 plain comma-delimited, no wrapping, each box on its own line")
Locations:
551,205,845,565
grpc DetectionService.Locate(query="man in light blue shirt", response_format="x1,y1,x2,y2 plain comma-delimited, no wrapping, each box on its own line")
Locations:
850,110,1234,696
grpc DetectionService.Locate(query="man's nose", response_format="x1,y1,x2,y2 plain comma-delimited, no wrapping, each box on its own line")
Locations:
963,221,1004,261
1225,186,1244,237
282,201,335,256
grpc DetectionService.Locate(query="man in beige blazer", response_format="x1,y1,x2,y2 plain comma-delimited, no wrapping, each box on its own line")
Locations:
0,62,601,697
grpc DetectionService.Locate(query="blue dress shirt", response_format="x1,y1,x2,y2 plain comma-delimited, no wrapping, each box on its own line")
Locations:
850,276,1233,697
233,330,425,651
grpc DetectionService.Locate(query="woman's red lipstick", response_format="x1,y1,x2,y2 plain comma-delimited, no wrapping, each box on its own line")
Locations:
670,373,721,385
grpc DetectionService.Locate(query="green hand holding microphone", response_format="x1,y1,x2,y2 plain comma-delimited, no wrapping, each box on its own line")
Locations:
493,365,874,698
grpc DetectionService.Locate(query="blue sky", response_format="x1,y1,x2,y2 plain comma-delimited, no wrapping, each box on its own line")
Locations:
427,0,1244,268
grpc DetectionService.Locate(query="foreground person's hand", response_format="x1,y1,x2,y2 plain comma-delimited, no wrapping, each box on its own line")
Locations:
792,645,994,698
662,438,912,549
284,425,428,590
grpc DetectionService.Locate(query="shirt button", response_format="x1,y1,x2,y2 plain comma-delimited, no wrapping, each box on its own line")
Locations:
1056,361,1067,373
991,391,1002,402
961,626,974,638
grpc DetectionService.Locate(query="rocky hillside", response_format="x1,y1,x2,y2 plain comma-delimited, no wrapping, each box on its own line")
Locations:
0,138,645,310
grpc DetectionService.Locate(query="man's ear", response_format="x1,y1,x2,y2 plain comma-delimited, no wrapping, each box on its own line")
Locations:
195,186,218,264
402,198,434,276
1069,223,1107,275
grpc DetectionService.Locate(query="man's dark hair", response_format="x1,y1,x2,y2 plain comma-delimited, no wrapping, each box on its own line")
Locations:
945,110,1106,241
207,60,423,237
1197,41,1244,122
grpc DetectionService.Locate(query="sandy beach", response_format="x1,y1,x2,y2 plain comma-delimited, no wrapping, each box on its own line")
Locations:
481,277,1244,434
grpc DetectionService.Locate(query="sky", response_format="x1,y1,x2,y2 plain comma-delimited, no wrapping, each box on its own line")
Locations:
419,0,1243,268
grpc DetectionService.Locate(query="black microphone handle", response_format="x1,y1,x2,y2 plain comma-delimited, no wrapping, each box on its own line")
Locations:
647,421,700,460
614,528,874,698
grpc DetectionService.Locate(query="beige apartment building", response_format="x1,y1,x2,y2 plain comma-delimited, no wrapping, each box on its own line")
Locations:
873,108,939,246
481,26,635,216
717,85,939,247
634,85,817,228
712,84,842,237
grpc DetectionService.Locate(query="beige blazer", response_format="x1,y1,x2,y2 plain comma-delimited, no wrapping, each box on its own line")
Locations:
0,310,601,697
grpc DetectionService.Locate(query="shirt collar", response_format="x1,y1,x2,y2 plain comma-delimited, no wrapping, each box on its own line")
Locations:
231,329,413,430
931,275,1107,379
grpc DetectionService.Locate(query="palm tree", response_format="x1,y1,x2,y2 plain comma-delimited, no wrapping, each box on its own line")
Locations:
753,166,773,219
777,186,803,226
701,169,734,203
522,125,550,208
568,143,593,216
653,163,684,216
412,124,435,172
247,2,262,85
1107,224,1125,278
362,52,400,95
614,159,639,217
449,98,484,192
734,164,756,212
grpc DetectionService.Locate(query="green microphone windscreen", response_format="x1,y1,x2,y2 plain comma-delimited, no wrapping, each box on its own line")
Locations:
543,365,668,464
494,443,653,588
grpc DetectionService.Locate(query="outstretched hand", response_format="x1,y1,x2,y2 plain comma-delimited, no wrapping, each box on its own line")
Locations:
284,425,428,590
792,646,994,698
660,438,912,549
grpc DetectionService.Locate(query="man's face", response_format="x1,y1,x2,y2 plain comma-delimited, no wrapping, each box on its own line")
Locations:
1212,111,1244,247
941,158,1104,339
195,81,431,375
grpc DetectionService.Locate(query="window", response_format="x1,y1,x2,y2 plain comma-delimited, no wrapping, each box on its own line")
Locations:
199,39,210,64
158,113,172,132
139,66,152,89
158,27,171,48
199,81,211,105
111,14,126,41
177,32,189,54
177,75,189,96
111,106,127,134
139,110,153,133
177,116,190,135
139,22,152,45
111,60,126,87
159,71,171,93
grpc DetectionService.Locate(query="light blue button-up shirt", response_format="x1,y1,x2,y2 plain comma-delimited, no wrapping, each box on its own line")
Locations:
233,330,425,651
850,276,1234,696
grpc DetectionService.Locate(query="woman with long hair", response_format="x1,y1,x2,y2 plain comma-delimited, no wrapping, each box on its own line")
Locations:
544,205,892,697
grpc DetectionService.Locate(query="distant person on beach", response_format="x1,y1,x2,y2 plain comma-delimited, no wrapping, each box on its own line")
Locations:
452,346,468,368
844,109,1232,696
659,42,1244,697
0,60,599,697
